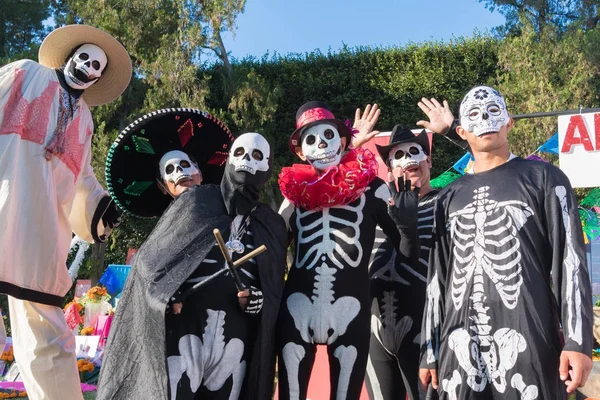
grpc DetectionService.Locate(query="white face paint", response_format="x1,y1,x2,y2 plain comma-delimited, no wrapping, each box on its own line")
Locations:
300,123,343,171
388,142,427,171
228,132,270,175
64,44,107,90
159,150,199,184
459,86,509,137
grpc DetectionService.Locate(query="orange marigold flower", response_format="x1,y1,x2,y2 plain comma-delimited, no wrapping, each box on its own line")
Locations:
80,326,94,336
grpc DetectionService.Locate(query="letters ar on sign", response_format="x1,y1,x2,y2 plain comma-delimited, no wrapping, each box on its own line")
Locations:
558,113,600,188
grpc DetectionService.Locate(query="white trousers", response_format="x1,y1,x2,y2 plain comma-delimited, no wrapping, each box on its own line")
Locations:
6,296,83,400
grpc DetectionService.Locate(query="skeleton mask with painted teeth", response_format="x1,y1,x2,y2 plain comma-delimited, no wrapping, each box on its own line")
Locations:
459,86,509,137
301,123,343,171
63,44,107,90
388,142,427,171
159,150,199,185
228,132,270,175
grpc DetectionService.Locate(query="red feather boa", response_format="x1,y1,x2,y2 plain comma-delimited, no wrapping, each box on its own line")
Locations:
278,147,378,210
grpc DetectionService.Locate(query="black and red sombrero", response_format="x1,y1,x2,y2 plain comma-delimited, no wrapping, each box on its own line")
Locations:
106,108,234,218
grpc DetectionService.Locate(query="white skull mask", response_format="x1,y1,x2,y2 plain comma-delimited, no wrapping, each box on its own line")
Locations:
159,150,199,184
301,123,343,170
64,44,107,90
228,132,270,175
388,142,427,170
459,86,509,137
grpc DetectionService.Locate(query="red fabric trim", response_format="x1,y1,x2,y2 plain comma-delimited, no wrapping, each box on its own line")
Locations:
278,147,378,210
296,108,335,128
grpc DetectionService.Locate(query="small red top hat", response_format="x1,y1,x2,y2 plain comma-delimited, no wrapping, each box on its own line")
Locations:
288,101,352,154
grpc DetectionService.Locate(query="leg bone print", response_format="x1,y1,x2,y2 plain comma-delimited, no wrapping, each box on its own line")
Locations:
167,309,246,399
443,186,538,396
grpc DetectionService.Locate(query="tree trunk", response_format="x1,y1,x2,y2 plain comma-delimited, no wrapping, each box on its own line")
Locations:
90,243,106,286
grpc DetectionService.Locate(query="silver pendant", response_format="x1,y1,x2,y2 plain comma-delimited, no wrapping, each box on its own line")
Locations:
225,239,245,254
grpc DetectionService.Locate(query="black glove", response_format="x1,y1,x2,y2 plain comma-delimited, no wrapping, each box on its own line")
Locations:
387,177,420,229
91,196,122,243
241,287,263,315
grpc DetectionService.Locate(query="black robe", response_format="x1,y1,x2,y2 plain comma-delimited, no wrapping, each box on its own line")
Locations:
97,185,287,400
421,158,593,399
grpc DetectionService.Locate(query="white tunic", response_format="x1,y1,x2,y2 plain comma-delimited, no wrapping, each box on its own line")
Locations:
0,59,106,306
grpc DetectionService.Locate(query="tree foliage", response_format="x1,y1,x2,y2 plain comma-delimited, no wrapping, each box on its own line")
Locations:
497,22,600,154
0,0,50,62
478,0,599,36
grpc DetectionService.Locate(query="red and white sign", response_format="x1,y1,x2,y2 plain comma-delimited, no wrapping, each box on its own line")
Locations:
558,113,600,188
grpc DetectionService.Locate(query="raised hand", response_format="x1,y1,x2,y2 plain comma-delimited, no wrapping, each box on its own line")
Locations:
387,172,420,228
352,103,381,148
416,97,455,134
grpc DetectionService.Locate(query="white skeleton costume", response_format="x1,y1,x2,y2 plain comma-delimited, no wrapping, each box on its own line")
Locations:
277,102,417,400
421,157,593,399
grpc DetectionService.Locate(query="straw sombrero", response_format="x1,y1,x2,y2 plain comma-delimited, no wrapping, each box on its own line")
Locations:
39,24,132,107
106,108,234,218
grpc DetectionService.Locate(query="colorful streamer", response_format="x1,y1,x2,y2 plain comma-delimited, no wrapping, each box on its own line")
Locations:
537,133,559,155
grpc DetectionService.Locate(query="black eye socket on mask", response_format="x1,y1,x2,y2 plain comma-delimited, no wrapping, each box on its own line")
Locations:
409,146,420,155
92,61,101,70
305,135,316,145
394,150,404,159
79,53,89,61
180,160,191,168
165,164,175,174
233,147,245,157
324,129,335,140
252,150,263,161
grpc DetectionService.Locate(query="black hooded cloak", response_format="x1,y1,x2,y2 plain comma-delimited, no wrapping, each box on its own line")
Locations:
98,172,286,399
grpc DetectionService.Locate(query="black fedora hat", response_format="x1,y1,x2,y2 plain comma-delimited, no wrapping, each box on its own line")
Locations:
375,125,430,167
288,101,352,154
105,108,234,218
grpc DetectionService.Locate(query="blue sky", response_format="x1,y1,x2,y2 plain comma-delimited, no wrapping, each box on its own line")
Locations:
221,0,506,60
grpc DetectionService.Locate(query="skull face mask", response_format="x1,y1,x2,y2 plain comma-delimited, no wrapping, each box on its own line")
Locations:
63,44,107,90
159,150,201,189
459,86,509,137
300,123,343,171
388,142,427,171
228,132,270,175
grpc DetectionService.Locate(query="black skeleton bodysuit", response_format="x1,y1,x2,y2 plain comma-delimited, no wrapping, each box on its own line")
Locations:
166,215,260,400
366,190,438,400
277,177,404,400
421,158,593,400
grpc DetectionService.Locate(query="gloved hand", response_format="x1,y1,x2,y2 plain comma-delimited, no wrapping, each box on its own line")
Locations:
91,196,122,243
387,175,420,229
238,287,263,314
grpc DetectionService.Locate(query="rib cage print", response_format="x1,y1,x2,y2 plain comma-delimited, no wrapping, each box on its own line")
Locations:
449,186,534,311
295,195,365,270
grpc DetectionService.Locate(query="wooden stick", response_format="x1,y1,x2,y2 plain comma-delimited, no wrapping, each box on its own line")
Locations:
232,245,267,267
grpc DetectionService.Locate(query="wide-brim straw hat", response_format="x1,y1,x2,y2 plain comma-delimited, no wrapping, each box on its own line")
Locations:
38,24,132,107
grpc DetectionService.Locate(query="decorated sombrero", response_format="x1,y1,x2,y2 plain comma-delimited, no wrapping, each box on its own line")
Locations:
39,24,132,107
106,108,234,218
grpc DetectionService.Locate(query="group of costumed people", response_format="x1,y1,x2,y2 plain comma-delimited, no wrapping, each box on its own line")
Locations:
0,23,594,400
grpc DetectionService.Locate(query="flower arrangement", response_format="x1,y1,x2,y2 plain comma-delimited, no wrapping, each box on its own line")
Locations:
0,388,26,398
80,326,94,336
77,358,96,382
63,285,113,333
0,346,13,365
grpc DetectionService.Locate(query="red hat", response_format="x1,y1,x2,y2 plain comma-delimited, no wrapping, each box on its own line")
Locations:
288,101,352,154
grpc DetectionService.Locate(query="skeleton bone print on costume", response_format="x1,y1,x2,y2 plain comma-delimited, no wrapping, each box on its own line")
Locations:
439,186,539,397
555,186,583,345
300,123,343,170
228,132,270,175
283,195,366,398
167,310,246,400
64,44,107,90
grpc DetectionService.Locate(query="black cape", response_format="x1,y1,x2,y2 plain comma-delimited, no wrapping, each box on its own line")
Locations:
97,185,287,400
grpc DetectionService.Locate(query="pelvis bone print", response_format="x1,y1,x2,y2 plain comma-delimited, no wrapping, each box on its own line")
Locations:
441,186,539,398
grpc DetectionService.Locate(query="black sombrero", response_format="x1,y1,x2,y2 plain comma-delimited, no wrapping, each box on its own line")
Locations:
106,108,234,218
